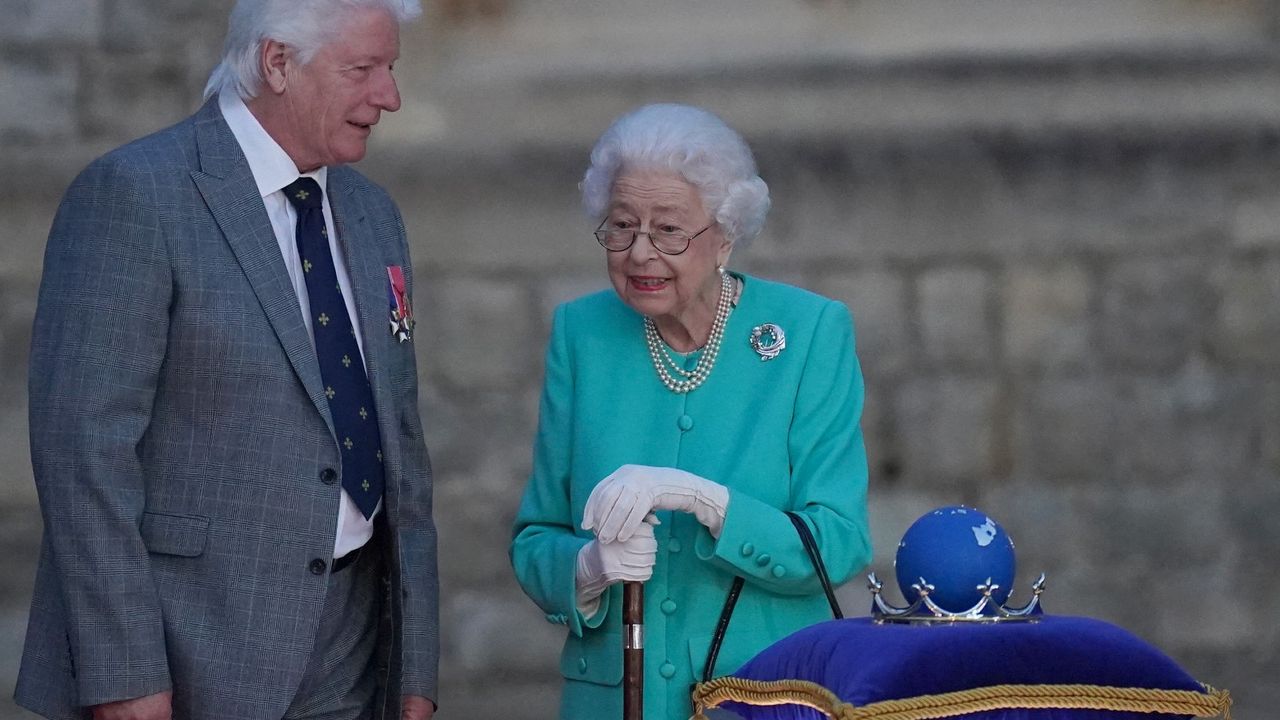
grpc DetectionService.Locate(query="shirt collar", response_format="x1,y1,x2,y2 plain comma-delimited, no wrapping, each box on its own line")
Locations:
219,91,327,198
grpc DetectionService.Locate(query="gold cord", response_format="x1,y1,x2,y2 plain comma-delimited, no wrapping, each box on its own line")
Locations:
690,677,1232,720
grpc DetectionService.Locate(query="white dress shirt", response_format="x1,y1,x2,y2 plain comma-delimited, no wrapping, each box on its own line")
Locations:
219,91,379,559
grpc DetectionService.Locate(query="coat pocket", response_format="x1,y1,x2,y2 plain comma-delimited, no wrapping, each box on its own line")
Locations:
558,629,623,686
140,511,210,557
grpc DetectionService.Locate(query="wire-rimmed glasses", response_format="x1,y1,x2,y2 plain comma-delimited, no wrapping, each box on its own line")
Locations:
594,219,714,256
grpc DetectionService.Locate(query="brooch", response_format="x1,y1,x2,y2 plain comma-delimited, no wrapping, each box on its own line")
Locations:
749,323,786,361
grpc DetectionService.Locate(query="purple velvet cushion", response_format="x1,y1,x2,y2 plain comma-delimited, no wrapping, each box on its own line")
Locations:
719,616,1216,720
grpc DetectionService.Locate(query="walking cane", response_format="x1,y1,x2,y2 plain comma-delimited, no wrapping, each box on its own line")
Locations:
623,581,644,719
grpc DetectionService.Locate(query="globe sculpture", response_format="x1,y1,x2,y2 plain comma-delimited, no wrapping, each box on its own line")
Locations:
894,505,1016,612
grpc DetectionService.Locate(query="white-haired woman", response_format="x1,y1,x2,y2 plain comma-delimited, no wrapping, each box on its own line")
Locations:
511,104,873,720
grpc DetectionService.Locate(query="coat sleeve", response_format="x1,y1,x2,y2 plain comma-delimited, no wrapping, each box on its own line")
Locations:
387,202,440,703
696,300,873,596
28,155,174,706
510,304,612,638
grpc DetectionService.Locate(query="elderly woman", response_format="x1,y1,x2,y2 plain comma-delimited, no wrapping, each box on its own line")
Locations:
510,104,872,720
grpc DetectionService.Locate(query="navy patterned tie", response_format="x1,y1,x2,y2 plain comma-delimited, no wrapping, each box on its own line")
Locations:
284,177,384,518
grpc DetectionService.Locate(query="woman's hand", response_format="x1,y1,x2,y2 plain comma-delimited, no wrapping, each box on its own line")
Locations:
575,514,659,613
583,464,730,542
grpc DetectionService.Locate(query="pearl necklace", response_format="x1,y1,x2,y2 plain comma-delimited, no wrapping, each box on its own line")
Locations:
643,271,734,394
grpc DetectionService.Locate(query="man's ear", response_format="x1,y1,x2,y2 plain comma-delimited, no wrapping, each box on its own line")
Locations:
260,38,291,95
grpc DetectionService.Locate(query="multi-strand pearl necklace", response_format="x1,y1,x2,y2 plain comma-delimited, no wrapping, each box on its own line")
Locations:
643,271,735,394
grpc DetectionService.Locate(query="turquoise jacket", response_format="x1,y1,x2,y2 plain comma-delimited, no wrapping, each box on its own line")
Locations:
511,274,872,720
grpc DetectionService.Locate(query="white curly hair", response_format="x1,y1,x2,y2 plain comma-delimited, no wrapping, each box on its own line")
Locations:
581,104,771,248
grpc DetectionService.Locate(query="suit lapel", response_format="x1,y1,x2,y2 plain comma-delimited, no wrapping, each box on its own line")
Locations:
188,99,335,435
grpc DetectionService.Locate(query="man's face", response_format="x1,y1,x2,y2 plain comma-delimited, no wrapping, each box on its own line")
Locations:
281,7,402,171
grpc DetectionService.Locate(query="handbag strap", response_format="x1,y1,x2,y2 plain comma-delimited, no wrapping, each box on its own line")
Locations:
701,511,843,682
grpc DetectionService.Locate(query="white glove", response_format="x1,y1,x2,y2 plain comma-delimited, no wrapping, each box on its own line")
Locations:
575,514,659,616
582,464,730,543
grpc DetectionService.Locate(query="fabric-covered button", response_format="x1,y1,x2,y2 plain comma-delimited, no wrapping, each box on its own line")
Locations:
677,415,694,431
309,558,327,575
772,565,787,578
659,662,677,679
756,554,772,566
319,467,337,485
740,543,754,557
578,658,588,674
660,599,678,615
668,538,683,553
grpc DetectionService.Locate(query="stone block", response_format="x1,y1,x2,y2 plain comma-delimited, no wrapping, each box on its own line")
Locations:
812,268,911,378
443,587,562,674
916,266,996,369
79,50,194,141
396,163,592,275
1210,256,1280,366
893,376,1001,486
1072,481,1231,572
0,406,36,510
0,282,37,404
101,0,232,52
0,56,78,142
1002,263,1092,371
1231,193,1280,249
1266,381,1280,476
1099,257,1213,371
0,200,59,282
1111,362,1262,482
420,277,538,391
537,273,610,327
0,0,103,45
1011,377,1115,483
1154,554,1255,651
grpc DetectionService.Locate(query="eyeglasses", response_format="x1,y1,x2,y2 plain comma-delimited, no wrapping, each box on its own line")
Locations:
594,219,714,256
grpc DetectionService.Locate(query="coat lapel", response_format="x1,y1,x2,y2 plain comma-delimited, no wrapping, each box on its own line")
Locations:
188,98,335,435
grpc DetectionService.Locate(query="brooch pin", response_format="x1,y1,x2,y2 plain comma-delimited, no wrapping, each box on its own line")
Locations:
387,265,414,343
750,323,786,361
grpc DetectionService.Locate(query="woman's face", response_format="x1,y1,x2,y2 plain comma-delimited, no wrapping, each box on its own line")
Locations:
604,169,732,332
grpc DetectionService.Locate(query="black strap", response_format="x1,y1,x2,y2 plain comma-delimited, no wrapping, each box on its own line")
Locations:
787,511,843,620
701,511,843,682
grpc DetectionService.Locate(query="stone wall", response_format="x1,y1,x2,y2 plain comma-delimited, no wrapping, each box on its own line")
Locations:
3,2,1279,718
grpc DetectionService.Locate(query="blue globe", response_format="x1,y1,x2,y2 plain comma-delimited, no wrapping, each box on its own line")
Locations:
894,506,1016,613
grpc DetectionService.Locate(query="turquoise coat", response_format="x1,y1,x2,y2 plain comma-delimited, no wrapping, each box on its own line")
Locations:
511,274,872,720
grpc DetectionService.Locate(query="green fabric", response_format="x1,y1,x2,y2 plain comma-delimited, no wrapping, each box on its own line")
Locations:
511,274,872,720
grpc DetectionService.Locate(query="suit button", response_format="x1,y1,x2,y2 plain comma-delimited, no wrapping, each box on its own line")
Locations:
320,468,338,485
578,658,588,674
772,565,787,578
740,543,754,557
660,599,677,615
309,559,327,575
677,415,694,431
756,554,771,566
668,538,682,553
659,662,676,679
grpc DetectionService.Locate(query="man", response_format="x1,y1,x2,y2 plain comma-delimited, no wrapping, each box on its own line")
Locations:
15,1,438,718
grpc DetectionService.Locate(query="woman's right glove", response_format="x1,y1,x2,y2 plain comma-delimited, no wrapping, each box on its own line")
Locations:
574,514,659,617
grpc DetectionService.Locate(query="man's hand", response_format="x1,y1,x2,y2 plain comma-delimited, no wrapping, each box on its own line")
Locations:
402,694,435,719
92,690,172,720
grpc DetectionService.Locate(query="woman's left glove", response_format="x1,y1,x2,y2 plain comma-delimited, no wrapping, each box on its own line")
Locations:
583,464,730,542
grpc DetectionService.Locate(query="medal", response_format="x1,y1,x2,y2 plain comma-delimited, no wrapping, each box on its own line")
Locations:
387,265,414,343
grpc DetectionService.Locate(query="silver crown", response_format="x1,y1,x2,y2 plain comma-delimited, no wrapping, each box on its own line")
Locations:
867,572,1047,624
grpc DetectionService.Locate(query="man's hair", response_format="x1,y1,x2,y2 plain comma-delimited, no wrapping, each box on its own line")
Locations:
203,0,422,101
581,103,771,248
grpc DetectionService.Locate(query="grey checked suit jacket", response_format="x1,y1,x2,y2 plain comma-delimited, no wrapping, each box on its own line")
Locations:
16,98,439,720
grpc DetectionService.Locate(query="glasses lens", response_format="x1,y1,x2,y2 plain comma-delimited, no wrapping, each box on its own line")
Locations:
596,229,634,251
651,230,690,254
